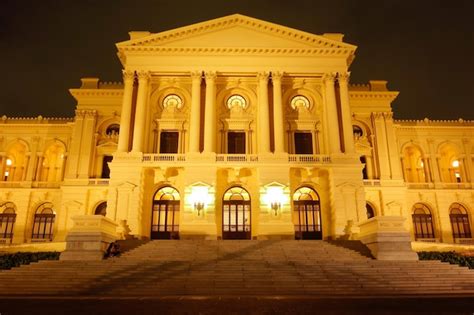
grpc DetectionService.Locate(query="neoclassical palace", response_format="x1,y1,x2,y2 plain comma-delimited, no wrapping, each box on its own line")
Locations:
0,15,473,247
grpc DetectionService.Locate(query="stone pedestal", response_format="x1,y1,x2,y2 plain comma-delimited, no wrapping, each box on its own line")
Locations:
60,215,118,261
357,216,418,261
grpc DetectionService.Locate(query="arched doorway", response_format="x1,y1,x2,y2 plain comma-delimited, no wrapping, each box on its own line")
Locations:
31,203,55,241
412,203,435,240
293,187,322,240
222,186,251,240
449,203,472,240
151,186,180,240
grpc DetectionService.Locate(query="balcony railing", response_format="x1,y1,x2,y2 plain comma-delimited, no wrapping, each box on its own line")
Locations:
88,179,110,186
406,182,433,189
142,154,186,163
288,155,331,164
216,154,259,163
363,180,381,187
31,181,61,188
442,183,472,189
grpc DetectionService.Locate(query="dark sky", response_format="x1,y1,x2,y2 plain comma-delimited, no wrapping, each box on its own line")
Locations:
0,0,473,119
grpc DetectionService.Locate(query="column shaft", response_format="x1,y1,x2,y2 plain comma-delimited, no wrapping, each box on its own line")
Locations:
272,72,285,153
189,71,202,153
258,72,270,154
338,72,355,153
131,71,150,153
323,73,341,154
203,72,217,153
117,70,135,152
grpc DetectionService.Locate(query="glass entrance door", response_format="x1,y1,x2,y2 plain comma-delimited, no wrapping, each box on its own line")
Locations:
293,187,322,240
151,187,180,240
222,187,251,239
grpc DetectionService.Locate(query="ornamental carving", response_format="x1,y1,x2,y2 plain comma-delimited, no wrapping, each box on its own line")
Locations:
257,72,269,82
205,71,217,81
190,71,202,81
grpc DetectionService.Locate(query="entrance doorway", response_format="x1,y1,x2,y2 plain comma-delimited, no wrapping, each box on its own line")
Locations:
222,187,251,239
293,187,322,240
151,186,180,240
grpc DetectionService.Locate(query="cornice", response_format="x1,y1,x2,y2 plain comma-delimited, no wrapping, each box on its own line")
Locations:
69,89,124,98
394,118,474,128
117,46,354,58
349,91,399,101
0,115,74,124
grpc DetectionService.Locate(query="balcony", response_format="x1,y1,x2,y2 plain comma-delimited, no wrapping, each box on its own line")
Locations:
88,179,110,186
406,183,433,189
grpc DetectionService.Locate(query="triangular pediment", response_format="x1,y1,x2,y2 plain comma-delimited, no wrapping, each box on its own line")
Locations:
117,14,356,52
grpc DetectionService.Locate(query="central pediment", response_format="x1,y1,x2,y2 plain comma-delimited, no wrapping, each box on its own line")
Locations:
117,14,356,52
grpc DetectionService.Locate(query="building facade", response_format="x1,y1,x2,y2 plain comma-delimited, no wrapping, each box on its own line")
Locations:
0,15,473,246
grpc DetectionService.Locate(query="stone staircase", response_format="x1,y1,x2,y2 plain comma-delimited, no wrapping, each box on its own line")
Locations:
0,240,473,297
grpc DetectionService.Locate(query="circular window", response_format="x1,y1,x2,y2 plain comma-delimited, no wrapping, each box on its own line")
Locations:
290,95,310,110
163,94,183,109
353,125,363,138
226,95,246,109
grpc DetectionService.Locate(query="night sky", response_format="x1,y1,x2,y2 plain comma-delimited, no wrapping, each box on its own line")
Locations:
0,0,472,119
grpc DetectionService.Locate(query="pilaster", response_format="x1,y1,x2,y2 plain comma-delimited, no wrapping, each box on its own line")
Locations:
272,71,285,153
203,71,217,153
189,71,202,153
337,72,355,154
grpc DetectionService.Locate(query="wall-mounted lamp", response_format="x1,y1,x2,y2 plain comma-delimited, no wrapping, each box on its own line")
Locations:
265,186,285,216
194,202,205,216
190,186,209,216
270,201,281,216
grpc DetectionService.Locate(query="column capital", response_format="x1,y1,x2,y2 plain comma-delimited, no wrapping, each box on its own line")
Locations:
190,71,203,81
322,72,337,84
257,71,269,82
338,71,351,83
204,71,217,81
122,70,135,81
271,71,284,81
137,70,150,81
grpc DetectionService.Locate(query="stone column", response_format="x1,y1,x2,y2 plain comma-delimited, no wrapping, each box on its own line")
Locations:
117,70,135,152
26,137,40,181
35,155,44,181
323,73,341,154
258,72,270,154
0,155,5,180
422,157,431,182
203,71,217,153
189,71,202,153
338,72,355,154
131,71,150,153
427,139,441,183
373,112,390,180
462,139,473,182
272,71,285,154
22,155,30,181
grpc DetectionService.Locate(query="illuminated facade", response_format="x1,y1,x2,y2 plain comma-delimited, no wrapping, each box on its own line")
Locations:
0,14,473,248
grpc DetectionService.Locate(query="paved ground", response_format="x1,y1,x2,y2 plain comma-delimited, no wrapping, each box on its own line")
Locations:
0,296,473,315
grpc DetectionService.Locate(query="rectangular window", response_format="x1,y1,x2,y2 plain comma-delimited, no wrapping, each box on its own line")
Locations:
227,132,246,154
160,131,179,154
101,155,113,178
294,132,313,154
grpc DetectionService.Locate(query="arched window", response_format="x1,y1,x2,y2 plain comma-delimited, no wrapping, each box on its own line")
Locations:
366,203,375,219
0,202,16,242
293,186,322,240
290,95,310,110
412,203,435,240
105,124,120,136
449,203,472,240
31,203,55,241
222,187,251,239
151,186,180,239
94,202,107,216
